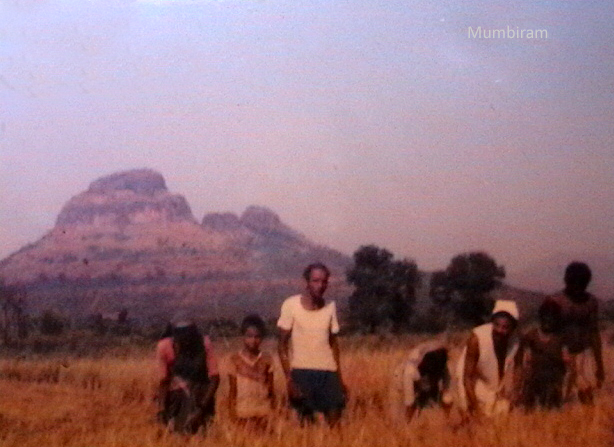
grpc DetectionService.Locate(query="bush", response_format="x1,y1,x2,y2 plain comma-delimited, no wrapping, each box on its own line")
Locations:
40,310,65,336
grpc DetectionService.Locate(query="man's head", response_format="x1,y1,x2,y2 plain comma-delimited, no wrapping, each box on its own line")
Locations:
303,262,330,300
491,300,519,343
564,262,592,294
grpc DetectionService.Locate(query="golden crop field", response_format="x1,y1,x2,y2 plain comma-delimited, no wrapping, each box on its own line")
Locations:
0,333,612,447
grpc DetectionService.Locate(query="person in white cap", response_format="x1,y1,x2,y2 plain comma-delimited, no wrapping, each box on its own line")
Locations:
455,300,520,418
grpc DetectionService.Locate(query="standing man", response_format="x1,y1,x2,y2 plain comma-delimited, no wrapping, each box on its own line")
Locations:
456,300,520,418
278,263,346,426
543,262,604,404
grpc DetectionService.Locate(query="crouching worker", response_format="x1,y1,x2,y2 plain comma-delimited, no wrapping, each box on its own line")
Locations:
389,340,452,422
155,316,220,434
456,300,520,419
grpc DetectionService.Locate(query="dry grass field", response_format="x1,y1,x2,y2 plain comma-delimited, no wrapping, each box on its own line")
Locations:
0,332,612,447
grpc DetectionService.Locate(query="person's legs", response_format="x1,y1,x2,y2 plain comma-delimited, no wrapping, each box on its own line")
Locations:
325,407,343,427
314,371,345,427
160,389,180,425
290,397,316,425
542,377,564,409
575,350,596,405
186,383,215,433
290,369,317,424
163,388,193,433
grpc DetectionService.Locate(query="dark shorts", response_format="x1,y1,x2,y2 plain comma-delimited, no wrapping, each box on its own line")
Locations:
290,369,346,418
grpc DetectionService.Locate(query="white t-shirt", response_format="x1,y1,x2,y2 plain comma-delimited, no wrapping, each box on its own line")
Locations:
277,294,340,371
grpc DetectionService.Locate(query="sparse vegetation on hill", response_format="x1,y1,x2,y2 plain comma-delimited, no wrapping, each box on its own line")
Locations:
0,169,350,319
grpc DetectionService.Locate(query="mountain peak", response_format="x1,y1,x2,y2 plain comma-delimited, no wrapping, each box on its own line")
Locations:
240,206,283,232
88,169,167,196
201,212,242,231
56,168,193,227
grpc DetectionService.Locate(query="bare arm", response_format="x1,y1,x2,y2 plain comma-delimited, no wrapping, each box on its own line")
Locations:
463,333,481,415
405,405,417,422
266,367,275,409
330,333,345,390
278,328,292,381
228,374,237,419
591,331,604,387
514,336,526,368
278,328,301,399
590,302,604,387
154,342,171,410
562,345,575,400
512,336,528,406
201,374,220,408
201,337,220,408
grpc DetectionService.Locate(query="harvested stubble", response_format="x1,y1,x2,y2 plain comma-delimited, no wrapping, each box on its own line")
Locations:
0,334,612,447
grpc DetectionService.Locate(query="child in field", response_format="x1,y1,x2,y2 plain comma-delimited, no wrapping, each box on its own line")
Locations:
155,315,220,434
227,314,275,428
389,340,452,422
515,301,572,409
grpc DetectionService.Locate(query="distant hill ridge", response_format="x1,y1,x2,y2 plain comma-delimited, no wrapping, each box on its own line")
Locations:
1,168,595,319
508,253,614,301
0,169,351,317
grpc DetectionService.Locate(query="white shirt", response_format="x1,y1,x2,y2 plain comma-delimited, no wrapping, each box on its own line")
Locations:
277,294,340,371
455,323,518,416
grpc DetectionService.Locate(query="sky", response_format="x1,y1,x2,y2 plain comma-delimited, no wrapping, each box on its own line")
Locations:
1,0,613,275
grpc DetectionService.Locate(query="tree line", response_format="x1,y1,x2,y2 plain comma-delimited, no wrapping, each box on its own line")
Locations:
347,245,505,333
1,246,508,342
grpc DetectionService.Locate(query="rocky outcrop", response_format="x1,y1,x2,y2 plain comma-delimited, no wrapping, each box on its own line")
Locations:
241,206,283,232
202,206,306,247
201,212,243,232
240,206,304,241
88,169,167,196
0,169,352,317
56,169,195,226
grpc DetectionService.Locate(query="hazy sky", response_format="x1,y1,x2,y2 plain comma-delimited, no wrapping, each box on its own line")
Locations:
1,0,613,274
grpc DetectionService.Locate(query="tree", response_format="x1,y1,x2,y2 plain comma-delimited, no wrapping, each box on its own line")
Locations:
0,282,28,344
444,251,505,325
347,245,419,333
429,270,451,305
40,310,65,336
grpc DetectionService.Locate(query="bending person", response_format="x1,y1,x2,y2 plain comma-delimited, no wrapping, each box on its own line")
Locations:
389,340,452,422
155,315,220,434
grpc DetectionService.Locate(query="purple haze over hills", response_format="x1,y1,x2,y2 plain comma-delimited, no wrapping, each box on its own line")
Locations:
1,0,613,291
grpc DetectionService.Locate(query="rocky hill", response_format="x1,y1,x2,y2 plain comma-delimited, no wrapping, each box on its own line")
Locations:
0,169,351,319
